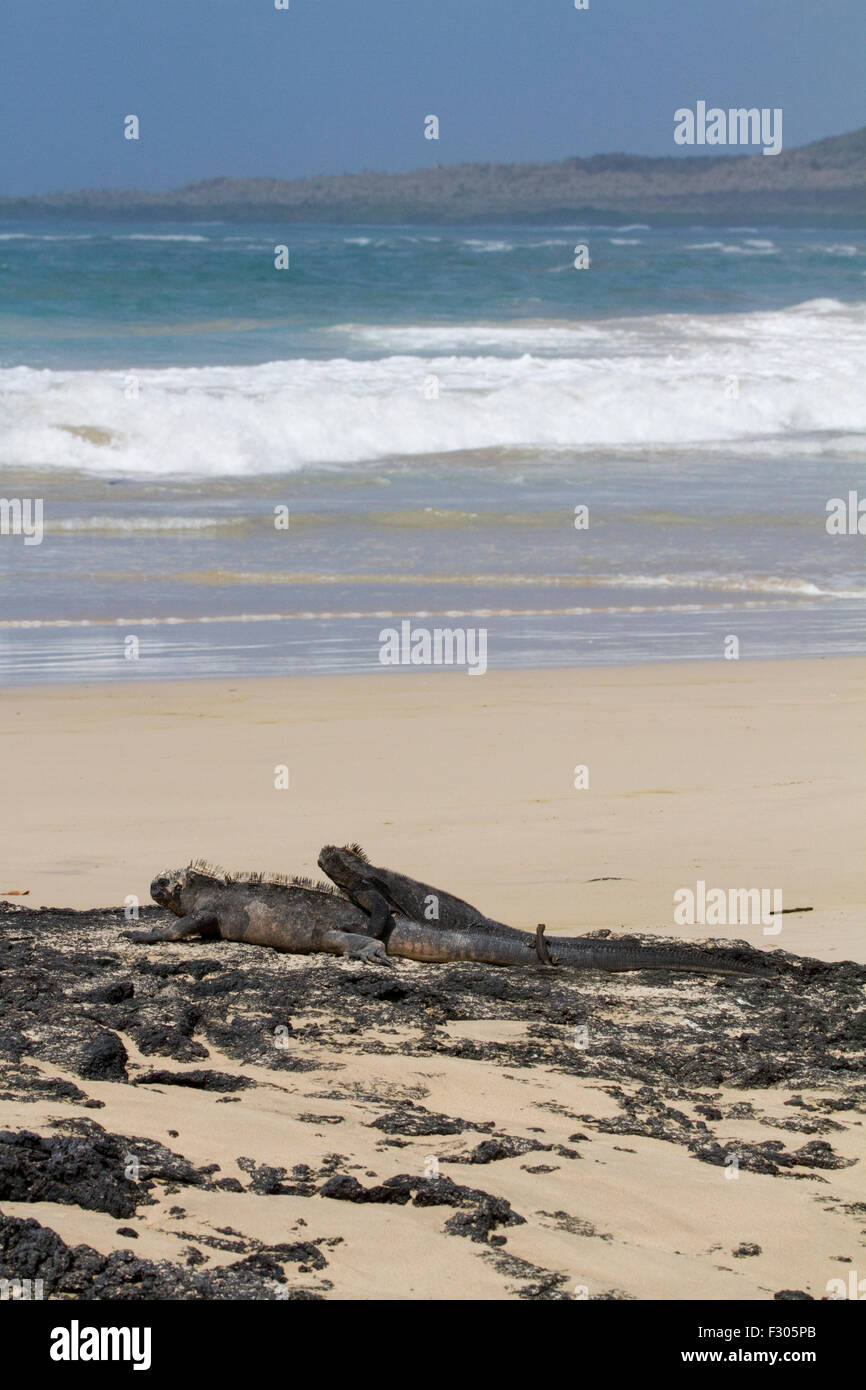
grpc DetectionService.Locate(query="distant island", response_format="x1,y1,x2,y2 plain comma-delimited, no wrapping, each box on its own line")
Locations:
2,127,864,225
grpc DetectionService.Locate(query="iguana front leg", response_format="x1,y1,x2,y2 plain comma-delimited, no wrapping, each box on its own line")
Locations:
349,884,394,939
123,912,218,945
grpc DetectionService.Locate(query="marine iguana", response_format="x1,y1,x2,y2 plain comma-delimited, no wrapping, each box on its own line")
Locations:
317,843,776,977
123,862,394,966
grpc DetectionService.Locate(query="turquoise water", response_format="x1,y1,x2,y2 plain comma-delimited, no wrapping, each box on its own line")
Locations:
3,222,866,370
1,221,864,682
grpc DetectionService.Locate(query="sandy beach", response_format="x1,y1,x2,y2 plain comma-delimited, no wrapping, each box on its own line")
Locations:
1,657,864,1301
3,656,864,960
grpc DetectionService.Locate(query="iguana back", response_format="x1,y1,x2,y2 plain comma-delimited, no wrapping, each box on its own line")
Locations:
318,843,508,933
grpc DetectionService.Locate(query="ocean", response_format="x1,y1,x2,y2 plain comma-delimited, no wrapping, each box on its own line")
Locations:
0,221,864,683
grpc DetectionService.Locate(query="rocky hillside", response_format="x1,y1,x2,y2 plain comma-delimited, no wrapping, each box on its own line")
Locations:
2,128,864,225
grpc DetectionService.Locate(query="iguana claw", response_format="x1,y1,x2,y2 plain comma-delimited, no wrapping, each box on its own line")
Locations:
122,930,157,944
346,939,395,968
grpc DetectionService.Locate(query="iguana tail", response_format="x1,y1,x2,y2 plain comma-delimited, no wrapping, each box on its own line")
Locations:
383,917,775,977
551,935,776,977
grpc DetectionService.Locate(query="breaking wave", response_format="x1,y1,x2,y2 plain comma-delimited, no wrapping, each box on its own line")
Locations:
1,300,863,477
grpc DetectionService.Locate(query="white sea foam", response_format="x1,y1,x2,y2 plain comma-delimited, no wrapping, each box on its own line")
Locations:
811,244,861,257
120,234,210,242
1,590,850,631
1,300,863,476
723,244,778,255
0,233,94,241
609,238,642,245
462,239,514,252
685,240,777,254
591,574,866,599
43,515,239,533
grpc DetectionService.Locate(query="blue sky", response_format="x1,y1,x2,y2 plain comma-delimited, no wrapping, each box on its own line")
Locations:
1,0,863,194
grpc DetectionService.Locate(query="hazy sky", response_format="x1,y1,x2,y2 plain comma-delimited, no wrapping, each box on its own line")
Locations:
2,0,863,194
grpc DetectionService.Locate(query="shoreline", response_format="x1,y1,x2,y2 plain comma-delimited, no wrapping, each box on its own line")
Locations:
2,606,864,686
5,650,866,695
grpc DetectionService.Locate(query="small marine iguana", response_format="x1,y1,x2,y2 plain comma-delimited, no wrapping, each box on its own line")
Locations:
317,843,506,940
317,843,776,977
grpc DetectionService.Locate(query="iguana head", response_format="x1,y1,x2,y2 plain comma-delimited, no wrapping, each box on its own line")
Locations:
317,843,370,891
150,868,191,914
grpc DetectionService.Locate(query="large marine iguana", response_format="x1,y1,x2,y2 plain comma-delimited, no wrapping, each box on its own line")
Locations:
123,862,394,966
317,843,776,977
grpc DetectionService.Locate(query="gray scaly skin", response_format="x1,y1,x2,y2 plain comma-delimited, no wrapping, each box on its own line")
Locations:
317,843,776,977
123,862,395,966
